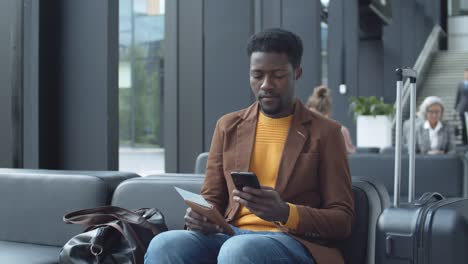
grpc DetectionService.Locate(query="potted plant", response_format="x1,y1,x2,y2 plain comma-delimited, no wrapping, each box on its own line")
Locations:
349,96,395,149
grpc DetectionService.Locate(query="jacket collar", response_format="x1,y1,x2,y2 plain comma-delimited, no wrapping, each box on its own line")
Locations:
238,99,314,124
235,99,314,193
423,120,443,132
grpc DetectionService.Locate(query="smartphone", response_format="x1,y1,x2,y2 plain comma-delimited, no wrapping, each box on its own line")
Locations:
230,172,261,190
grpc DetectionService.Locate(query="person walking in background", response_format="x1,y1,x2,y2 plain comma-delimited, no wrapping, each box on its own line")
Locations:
415,96,455,154
455,68,468,145
306,85,356,154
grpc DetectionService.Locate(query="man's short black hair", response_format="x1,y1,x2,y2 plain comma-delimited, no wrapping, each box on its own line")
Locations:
246,28,303,69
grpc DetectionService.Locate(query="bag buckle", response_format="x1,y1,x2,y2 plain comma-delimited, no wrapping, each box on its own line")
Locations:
90,244,103,256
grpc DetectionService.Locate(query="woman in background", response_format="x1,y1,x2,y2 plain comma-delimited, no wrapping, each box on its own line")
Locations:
306,85,356,154
415,96,455,154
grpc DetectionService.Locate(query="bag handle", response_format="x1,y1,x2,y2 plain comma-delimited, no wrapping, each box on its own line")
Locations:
89,222,138,264
63,206,162,234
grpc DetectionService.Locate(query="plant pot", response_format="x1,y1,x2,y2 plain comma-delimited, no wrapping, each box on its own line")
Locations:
356,115,392,149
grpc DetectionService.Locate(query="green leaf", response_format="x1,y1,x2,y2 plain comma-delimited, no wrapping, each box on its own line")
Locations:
348,96,395,122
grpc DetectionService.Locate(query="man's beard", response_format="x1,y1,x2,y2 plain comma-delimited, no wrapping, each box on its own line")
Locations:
259,102,282,115
258,96,284,116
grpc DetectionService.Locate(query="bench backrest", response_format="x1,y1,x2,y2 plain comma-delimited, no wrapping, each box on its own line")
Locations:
348,153,464,198
0,172,108,246
0,169,140,246
194,152,209,174
112,174,205,230
112,173,389,264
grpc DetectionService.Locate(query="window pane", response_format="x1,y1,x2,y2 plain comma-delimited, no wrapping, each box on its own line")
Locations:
119,0,165,175
0,0,20,167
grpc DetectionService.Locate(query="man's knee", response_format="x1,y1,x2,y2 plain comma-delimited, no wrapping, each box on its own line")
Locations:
145,230,191,262
217,235,265,263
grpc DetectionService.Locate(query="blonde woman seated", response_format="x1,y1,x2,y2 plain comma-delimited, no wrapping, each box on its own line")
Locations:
306,86,356,154
414,96,455,154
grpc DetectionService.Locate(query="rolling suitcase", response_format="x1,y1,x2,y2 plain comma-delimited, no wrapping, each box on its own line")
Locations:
375,68,468,264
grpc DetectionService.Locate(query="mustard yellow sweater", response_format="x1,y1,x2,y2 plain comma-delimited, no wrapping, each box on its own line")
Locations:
233,112,299,231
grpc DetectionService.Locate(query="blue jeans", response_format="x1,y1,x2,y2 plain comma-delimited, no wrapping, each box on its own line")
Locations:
144,226,314,264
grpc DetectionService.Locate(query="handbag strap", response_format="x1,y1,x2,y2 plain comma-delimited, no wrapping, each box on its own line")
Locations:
63,206,162,234
90,222,138,264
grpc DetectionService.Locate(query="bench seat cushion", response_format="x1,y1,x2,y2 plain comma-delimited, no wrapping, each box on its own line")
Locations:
0,241,60,264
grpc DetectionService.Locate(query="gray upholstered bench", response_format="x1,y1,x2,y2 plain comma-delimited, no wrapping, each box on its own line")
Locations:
348,153,466,199
112,174,205,230
112,173,389,264
0,169,139,264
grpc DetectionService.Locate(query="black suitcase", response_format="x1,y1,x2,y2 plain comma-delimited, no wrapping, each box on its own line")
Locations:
375,68,468,264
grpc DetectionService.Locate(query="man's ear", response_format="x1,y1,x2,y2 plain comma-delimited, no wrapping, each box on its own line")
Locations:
295,67,303,80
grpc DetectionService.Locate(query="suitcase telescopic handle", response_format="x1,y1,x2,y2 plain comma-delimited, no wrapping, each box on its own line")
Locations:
394,68,417,207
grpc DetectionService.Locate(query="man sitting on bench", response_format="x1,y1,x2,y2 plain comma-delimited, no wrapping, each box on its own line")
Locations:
145,28,355,264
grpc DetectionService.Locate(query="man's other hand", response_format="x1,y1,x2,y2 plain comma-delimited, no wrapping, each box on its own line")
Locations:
184,208,224,234
233,186,289,223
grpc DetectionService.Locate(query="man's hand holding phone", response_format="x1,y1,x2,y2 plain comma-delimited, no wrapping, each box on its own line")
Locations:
230,172,290,224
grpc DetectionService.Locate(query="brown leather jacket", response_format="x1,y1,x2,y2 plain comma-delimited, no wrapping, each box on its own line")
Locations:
201,100,355,264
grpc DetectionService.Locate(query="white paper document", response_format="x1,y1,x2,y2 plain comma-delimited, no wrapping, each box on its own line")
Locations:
174,187,213,209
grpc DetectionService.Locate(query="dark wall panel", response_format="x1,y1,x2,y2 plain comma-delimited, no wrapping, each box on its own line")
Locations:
343,0,359,137
0,0,16,167
382,0,439,102
382,0,403,102
327,0,345,120
164,0,178,172
260,0,281,29
282,0,322,103
203,0,254,152
178,1,204,172
328,0,359,136
59,0,118,170
38,0,118,170
328,0,441,142
358,40,383,97
167,0,323,172
23,0,40,168
400,0,418,68
39,0,61,169
167,0,443,170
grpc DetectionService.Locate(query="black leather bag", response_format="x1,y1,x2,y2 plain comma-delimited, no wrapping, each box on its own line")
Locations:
59,206,168,264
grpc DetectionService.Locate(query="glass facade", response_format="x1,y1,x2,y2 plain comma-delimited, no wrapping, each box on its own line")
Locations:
449,0,468,15
119,0,165,174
